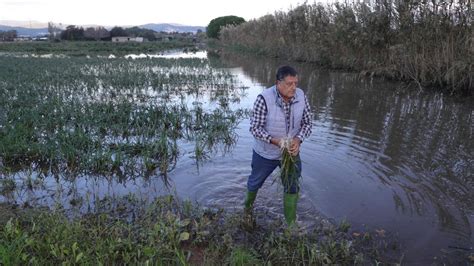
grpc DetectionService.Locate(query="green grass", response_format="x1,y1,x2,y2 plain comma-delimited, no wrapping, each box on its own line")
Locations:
0,197,399,265
0,56,248,183
228,247,261,265
279,139,301,191
0,40,196,56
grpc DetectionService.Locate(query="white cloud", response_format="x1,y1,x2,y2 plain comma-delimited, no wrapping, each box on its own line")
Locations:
2,0,44,6
0,0,330,26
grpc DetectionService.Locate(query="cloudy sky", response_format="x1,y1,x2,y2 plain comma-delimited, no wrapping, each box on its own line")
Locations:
0,0,333,27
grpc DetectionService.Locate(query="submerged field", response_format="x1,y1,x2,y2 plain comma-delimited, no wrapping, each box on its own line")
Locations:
0,55,249,182
0,51,406,264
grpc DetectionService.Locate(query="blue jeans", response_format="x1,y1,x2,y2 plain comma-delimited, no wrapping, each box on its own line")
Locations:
247,150,301,193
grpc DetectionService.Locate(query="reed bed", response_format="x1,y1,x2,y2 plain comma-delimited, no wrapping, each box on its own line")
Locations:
219,0,473,95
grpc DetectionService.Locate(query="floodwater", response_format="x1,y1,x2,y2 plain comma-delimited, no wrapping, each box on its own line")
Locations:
1,50,473,263
173,50,473,263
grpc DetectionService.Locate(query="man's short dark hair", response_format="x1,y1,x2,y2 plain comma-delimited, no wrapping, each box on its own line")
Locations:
276,65,298,81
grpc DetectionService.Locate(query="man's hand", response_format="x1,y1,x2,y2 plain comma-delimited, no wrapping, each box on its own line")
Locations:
270,137,281,147
289,137,301,156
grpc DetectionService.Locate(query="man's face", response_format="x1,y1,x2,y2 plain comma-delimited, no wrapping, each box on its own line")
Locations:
277,75,298,101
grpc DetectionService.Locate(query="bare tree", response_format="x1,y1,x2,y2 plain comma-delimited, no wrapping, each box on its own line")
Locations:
48,22,62,40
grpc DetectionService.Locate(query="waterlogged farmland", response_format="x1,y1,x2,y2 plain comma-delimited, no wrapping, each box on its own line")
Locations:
0,56,247,191
0,49,473,264
1,51,391,265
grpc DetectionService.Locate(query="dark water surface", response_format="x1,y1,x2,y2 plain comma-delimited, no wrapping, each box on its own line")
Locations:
172,51,473,263
1,50,472,263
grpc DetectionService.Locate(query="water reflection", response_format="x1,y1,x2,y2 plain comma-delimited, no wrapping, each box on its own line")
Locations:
213,50,473,262
124,50,207,59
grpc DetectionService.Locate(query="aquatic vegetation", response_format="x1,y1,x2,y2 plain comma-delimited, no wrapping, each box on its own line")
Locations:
279,138,300,190
0,56,248,183
0,178,16,195
339,219,351,233
0,196,400,264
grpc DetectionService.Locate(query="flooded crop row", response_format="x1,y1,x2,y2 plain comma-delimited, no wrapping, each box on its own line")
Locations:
0,56,248,185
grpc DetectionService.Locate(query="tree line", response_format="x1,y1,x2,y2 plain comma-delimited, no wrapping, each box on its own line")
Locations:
0,30,18,41
218,0,472,95
48,23,193,42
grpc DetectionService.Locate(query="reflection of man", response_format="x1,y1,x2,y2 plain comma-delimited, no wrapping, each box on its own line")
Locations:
244,65,312,226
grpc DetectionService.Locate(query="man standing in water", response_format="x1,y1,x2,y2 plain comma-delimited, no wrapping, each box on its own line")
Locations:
244,65,312,226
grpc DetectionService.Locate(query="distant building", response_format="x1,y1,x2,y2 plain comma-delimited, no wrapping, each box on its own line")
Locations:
13,37,32,42
112,36,144,43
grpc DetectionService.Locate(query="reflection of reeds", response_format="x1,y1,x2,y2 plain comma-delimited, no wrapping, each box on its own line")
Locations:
0,56,248,184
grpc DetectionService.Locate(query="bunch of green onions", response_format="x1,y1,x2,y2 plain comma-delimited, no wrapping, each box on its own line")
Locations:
279,138,300,189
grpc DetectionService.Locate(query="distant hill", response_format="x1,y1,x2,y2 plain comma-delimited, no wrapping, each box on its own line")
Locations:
0,20,48,28
140,23,205,33
0,25,48,37
0,21,206,37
